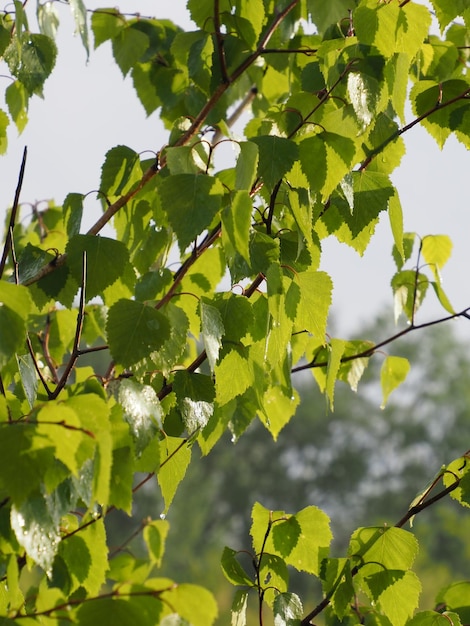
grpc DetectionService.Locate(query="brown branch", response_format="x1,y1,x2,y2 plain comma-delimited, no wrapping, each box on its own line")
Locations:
50,252,87,399
0,146,27,280
292,307,470,374
214,0,229,83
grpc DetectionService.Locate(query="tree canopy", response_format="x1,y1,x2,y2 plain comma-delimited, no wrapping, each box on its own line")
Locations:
1,0,470,624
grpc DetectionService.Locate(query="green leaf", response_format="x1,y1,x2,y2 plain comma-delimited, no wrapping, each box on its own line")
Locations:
5,33,57,95
354,1,430,59
421,234,453,280
5,80,28,133
410,79,470,148
91,8,125,48
16,353,37,409
251,136,299,191
163,583,218,626
222,190,252,266
0,109,8,154
77,597,158,626
158,437,192,514
373,570,421,626
299,132,356,200
388,189,404,262
380,355,410,408
293,271,332,340
37,1,60,39
215,347,253,407
158,174,224,252
118,379,163,454
231,590,249,626
69,0,89,57
235,142,259,191
320,558,354,619
407,612,463,626
173,371,215,433
307,0,355,33
144,519,170,567
112,25,149,76
63,193,84,238
221,547,254,586
200,300,224,373
107,299,171,368
348,526,419,573
0,424,55,504
0,282,32,368
100,145,142,200
273,592,303,626
11,491,60,575
66,235,130,301
436,581,470,624
325,338,345,410
430,0,470,31
391,269,429,323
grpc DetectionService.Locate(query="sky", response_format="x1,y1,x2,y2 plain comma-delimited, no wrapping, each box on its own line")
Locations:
1,0,469,340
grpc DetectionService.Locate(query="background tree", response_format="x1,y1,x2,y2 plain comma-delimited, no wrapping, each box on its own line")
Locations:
1,1,470,625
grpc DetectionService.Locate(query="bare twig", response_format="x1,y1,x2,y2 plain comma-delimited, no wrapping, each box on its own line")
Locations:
0,146,27,280
50,252,87,399
214,0,229,83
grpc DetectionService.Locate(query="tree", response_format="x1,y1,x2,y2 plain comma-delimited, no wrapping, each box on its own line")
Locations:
1,1,470,624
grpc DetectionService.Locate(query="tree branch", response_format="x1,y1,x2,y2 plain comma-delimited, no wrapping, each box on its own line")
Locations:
292,307,470,374
0,146,27,280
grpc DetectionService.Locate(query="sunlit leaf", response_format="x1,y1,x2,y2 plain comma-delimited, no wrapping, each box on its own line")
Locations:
158,437,192,514
380,355,410,408
118,379,163,454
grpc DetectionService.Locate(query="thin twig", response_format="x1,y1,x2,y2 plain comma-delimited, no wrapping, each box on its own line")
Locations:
0,146,27,280
26,334,53,397
50,252,87,399
292,307,470,373
214,0,229,83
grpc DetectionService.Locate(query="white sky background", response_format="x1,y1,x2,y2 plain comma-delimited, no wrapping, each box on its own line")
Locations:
1,0,469,339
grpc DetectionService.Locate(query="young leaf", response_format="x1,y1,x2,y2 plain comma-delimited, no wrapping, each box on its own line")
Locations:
421,234,453,280
144,519,170,567
235,141,259,191
293,271,332,340
158,437,192,514
391,270,429,323
380,355,410,408
162,583,218,626
348,526,419,573
436,581,470,624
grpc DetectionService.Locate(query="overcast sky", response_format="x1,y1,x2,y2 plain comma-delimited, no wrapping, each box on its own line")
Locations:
1,1,469,339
